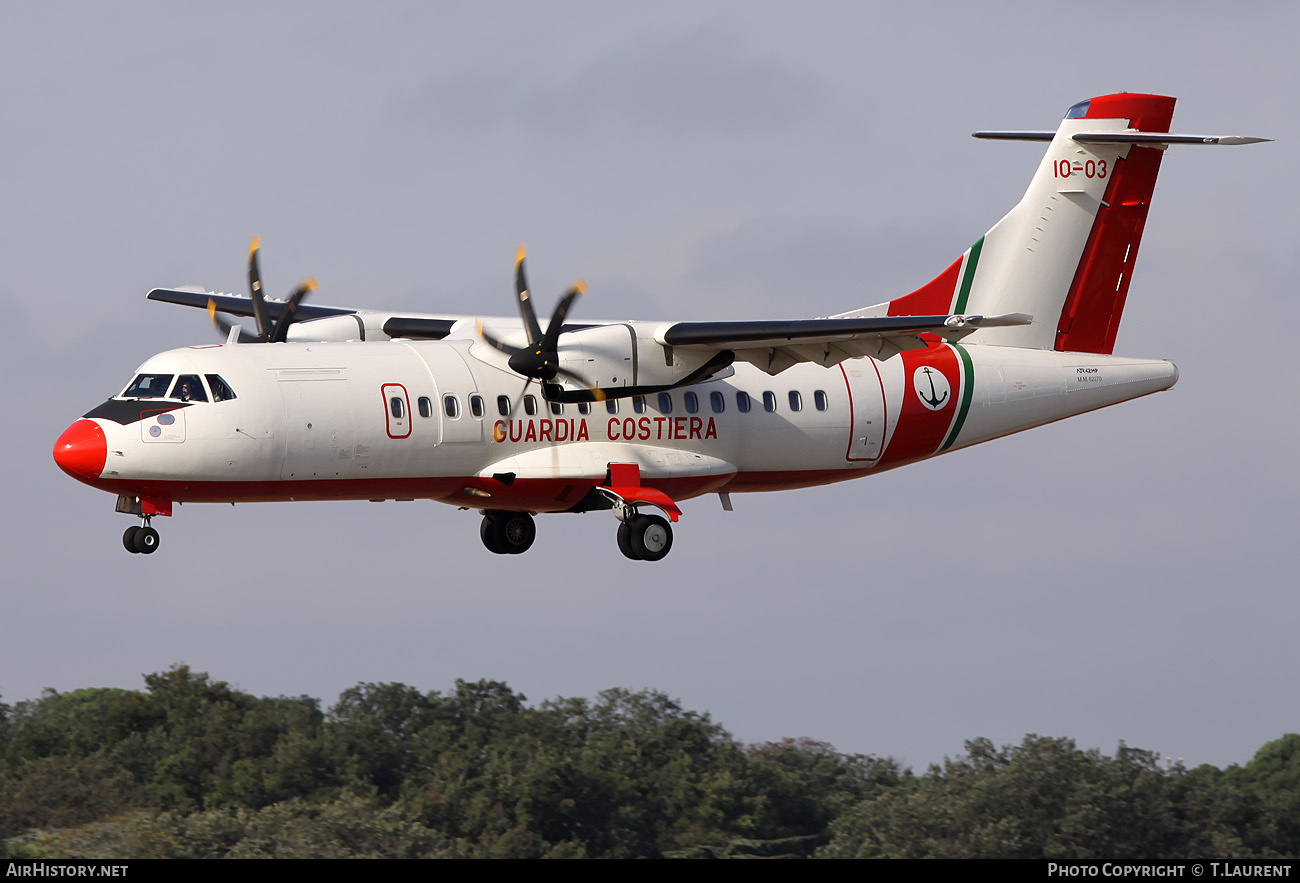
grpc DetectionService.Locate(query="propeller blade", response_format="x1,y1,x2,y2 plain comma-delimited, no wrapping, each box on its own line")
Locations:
506,376,536,418
268,277,318,343
542,365,606,402
514,244,543,346
536,281,584,354
208,299,257,343
247,235,272,341
477,319,524,357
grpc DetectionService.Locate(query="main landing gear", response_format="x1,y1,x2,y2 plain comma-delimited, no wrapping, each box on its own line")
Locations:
475,466,680,561
479,510,537,555
598,463,679,562
616,512,673,562
122,518,161,555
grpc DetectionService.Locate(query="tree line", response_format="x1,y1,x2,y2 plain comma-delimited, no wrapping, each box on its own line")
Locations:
0,666,1295,858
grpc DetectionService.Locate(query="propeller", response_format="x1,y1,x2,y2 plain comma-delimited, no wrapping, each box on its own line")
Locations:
208,236,318,343
479,245,603,402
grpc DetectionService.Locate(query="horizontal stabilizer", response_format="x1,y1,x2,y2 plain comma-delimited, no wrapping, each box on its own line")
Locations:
974,130,1271,146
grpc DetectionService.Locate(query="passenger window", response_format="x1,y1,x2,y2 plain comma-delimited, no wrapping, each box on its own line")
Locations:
658,393,673,413
205,375,236,402
390,397,404,419
788,391,802,412
578,402,590,415
524,395,538,416
606,399,619,414
172,375,207,402
470,395,484,418
710,391,725,413
814,390,828,411
736,391,751,413
633,396,646,414
684,392,699,413
763,391,777,412
443,395,460,418
124,374,174,399
418,396,433,418
498,395,511,417
550,401,563,416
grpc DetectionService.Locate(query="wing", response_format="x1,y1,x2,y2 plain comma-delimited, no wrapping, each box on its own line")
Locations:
147,288,459,341
655,312,1031,375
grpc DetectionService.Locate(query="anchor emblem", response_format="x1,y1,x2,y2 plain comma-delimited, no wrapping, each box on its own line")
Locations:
913,365,951,411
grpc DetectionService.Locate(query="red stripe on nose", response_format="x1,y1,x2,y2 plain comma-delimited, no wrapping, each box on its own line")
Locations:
53,419,107,480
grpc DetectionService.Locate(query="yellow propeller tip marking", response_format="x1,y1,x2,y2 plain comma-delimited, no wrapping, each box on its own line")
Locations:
305,277,319,291
515,244,526,264
575,280,587,293
248,235,260,255
206,298,216,320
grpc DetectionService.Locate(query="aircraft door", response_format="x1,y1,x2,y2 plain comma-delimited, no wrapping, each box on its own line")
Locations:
842,358,886,463
381,383,412,439
280,376,357,480
412,343,481,444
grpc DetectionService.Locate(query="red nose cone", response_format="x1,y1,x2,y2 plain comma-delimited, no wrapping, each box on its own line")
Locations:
54,419,107,481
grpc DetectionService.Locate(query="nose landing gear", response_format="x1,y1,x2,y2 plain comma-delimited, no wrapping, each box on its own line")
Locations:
123,518,160,554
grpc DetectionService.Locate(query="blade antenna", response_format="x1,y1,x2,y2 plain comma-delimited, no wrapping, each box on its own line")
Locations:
208,298,257,343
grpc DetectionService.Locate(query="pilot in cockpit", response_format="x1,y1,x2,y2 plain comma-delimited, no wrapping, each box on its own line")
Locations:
176,379,199,401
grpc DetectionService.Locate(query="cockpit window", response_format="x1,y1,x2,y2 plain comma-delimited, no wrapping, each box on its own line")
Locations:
123,374,174,398
171,375,208,402
1064,99,1091,120
205,375,236,402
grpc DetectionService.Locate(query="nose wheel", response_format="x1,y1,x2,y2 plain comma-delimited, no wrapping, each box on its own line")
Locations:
480,511,536,555
123,518,161,554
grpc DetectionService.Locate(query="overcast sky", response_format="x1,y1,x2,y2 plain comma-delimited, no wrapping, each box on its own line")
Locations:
3,1,1296,772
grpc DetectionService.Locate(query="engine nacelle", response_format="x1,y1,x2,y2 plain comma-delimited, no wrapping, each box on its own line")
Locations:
285,314,368,342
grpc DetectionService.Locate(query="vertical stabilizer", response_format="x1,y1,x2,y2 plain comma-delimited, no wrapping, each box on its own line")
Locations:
869,94,1179,353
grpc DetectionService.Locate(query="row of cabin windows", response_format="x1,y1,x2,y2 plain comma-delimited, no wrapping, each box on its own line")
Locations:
406,389,832,419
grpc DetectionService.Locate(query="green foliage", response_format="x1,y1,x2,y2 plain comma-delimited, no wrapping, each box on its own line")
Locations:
819,735,1277,859
2,666,1296,859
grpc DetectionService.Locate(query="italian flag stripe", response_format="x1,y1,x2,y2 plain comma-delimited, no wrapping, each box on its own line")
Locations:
952,236,984,314
940,343,974,452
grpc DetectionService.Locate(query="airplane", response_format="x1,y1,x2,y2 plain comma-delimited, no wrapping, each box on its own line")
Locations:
53,93,1267,561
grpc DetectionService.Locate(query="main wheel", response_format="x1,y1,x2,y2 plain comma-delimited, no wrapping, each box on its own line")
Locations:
628,514,672,562
617,521,640,560
134,526,160,554
481,512,536,555
494,512,536,554
480,515,506,554
123,525,142,554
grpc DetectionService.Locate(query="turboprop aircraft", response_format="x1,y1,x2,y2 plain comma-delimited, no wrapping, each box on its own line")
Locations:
53,93,1267,561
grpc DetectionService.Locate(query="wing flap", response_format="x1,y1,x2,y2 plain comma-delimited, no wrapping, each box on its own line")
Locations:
657,313,1030,374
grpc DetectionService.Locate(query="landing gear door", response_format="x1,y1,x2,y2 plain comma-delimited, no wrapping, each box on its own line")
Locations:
843,359,886,463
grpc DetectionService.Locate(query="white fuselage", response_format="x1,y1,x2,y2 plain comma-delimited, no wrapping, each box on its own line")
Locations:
67,335,1177,514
